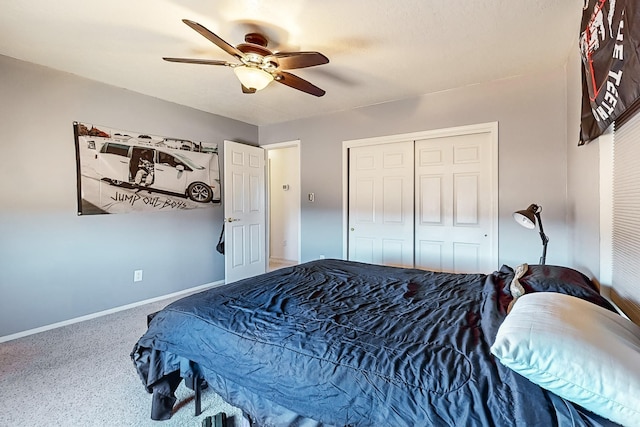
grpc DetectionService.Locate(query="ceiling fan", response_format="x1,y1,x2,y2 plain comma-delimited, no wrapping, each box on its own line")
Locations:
163,19,329,97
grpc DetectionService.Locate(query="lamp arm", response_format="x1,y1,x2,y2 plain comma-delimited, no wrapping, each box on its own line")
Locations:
534,211,549,264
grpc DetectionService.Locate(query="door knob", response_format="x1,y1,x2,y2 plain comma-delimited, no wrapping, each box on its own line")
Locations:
226,217,239,222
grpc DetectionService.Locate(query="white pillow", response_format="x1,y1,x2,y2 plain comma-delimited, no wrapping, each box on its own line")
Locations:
490,292,640,426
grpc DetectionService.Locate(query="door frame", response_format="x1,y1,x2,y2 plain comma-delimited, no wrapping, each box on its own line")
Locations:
264,140,302,265
342,122,499,265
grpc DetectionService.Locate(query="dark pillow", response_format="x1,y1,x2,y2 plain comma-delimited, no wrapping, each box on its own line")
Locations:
521,264,597,292
501,264,616,312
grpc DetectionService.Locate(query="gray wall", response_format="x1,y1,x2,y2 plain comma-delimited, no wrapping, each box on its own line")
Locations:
261,67,572,269
0,55,257,337
2,51,600,339
565,40,602,281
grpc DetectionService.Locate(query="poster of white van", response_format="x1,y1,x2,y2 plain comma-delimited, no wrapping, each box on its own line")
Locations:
73,122,220,215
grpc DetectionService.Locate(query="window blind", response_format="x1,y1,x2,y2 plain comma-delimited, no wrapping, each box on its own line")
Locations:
612,112,640,325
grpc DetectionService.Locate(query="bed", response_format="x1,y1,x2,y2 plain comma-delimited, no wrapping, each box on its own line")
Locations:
131,259,640,426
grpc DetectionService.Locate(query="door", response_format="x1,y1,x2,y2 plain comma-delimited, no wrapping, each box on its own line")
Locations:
348,141,414,268
415,131,495,273
345,123,498,274
224,141,266,283
154,150,188,193
97,142,131,183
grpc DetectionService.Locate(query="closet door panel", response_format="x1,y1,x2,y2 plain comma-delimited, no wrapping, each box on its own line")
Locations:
348,141,414,268
415,132,493,273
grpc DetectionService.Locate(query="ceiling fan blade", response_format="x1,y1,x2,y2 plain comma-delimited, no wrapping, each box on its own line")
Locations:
271,52,329,69
241,85,257,94
182,19,245,60
275,71,325,97
163,57,233,66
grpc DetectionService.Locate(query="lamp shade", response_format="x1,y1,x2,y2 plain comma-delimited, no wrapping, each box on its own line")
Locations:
513,204,538,229
513,203,548,264
233,66,273,91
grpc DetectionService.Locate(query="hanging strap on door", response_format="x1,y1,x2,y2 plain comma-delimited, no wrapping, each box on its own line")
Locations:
216,224,224,254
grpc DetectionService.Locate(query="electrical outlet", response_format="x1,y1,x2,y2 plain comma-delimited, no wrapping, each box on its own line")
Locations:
319,255,325,259
134,270,143,282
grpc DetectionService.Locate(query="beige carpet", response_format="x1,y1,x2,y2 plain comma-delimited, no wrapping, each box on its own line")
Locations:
0,294,246,427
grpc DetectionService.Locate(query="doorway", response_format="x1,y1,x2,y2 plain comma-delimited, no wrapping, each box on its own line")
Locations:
266,141,301,271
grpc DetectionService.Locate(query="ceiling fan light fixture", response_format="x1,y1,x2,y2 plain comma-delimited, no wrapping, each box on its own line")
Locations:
166,20,327,96
233,66,273,91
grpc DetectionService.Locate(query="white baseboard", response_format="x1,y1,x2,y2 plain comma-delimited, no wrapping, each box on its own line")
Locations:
0,280,225,343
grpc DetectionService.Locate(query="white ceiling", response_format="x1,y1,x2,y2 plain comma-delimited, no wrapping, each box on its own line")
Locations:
0,0,584,126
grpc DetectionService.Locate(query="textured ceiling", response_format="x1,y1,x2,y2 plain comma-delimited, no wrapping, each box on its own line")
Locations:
0,0,584,126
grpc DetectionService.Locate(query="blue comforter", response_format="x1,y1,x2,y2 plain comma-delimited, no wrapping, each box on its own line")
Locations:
132,259,620,426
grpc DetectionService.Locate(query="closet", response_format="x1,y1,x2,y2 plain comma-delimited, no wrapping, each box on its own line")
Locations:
344,122,498,274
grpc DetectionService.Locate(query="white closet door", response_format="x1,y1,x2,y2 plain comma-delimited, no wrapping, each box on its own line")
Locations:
415,132,494,273
348,141,414,268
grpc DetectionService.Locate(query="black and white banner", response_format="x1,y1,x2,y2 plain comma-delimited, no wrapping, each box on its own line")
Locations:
580,0,640,144
73,122,220,215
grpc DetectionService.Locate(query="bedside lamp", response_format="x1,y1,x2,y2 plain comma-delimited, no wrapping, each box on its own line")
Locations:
513,203,549,265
